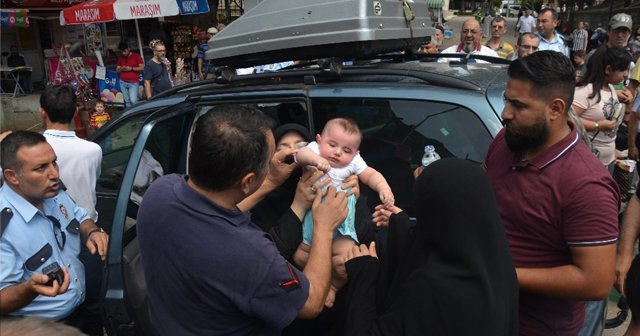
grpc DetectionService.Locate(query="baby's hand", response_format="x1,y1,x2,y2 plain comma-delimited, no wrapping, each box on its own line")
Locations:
379,189,394,207
315,158,331,173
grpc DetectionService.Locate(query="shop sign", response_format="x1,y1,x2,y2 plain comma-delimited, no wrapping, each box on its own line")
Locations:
62,0,177,25
1,9,30,27
177,0,208,15
114,0,178,19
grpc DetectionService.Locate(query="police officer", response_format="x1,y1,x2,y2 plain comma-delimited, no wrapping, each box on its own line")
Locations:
0,131,108,321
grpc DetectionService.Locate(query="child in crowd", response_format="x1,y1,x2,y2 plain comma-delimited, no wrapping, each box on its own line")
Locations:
573,50,586,83
89,100,110,130
294,117,394,307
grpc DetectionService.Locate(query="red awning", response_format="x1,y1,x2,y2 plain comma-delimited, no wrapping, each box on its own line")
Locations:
62,0,115,24
61,0,178,25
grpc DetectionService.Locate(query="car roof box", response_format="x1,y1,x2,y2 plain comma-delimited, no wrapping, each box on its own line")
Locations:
207,0,434,68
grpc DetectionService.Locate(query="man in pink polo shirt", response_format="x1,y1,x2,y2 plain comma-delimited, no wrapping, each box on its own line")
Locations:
483,51,619,335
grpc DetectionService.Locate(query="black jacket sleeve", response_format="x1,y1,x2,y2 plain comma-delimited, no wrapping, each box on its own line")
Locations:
267,208,303,262
344,256,381,336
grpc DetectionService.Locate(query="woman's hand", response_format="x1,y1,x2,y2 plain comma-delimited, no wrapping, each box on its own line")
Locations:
372,204,403,227
342,174,360,198
290,169,329,220
345,241,378,263
598,118,617,132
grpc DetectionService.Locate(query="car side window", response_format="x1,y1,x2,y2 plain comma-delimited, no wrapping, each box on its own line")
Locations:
123,113,192,244
96,114,148,196
312,98,493,214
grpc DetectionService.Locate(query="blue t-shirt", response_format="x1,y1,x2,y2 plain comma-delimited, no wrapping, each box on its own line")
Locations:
197,43,216,75
137,174,309,335
143,60,172,96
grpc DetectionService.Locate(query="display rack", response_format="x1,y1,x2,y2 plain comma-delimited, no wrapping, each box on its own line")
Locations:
170,25,194,81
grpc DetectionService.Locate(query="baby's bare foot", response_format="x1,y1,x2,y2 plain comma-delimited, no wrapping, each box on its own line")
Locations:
325,286,338,308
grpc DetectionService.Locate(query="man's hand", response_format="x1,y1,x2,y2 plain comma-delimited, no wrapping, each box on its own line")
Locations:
267,148,299,187
345,242,378,263
86,229,109,261
312,186,347,233
30,267,71,297
614,253,634,296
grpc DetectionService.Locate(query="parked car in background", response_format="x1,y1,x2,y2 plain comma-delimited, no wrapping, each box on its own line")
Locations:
93,0,509,334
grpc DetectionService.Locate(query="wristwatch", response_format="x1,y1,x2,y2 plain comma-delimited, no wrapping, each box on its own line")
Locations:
88,227,105,238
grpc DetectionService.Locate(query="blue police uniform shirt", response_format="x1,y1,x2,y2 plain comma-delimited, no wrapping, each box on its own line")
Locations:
0,185,89,320
137,174,310,336
536,31,570,56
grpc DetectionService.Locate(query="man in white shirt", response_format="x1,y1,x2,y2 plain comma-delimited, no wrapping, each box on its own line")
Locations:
39,84,104,335
514,6,536,37
438,18,498,63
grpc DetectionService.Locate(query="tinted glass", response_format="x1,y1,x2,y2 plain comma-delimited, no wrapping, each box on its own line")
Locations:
312,98,492,214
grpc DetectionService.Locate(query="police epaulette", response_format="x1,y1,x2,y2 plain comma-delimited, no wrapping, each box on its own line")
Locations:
1,207,13,237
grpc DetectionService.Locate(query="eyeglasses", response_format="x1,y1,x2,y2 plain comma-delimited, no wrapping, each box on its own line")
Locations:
47,216,66,251
519,45,538,51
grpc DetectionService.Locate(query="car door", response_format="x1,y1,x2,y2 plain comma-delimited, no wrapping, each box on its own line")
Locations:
102,101,197,336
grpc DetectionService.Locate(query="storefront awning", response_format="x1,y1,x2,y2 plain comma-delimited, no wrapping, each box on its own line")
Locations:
61,0,179,25
427,0,443,9
1,9,30,27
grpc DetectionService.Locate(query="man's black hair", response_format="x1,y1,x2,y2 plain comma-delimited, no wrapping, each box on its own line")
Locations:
40,85,77,124
118,41,129,51
538,7,559,20
188,105,275,191
508,51,575,114
1,131,48,172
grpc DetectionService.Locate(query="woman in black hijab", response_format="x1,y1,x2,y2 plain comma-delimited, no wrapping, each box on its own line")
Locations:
344,158,518,335
249,123,377,335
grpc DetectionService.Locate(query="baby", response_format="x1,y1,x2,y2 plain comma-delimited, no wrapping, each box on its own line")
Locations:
293,117,394,307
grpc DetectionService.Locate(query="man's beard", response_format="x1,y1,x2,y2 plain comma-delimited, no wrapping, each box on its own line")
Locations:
504,117,550,156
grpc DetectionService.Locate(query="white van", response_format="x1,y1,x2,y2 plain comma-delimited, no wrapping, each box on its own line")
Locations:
499,4,520,17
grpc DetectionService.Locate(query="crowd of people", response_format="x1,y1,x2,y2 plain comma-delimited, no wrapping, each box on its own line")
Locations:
1,8,640,336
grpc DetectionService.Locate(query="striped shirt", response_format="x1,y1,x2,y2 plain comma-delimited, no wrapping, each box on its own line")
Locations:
571,28,587,51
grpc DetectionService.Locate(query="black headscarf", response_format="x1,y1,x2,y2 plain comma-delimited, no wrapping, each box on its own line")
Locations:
345,158,518,335
251,124,311,233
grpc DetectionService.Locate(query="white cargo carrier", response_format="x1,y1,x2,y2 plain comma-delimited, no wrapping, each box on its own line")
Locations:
206,0,435,68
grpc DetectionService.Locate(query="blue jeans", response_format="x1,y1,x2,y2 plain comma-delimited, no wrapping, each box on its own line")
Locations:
120,80,139,107
578,299,607,336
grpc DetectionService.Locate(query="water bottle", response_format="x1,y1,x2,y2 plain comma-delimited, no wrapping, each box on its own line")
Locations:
421,145,440,167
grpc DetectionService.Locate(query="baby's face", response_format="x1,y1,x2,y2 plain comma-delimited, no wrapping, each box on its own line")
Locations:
95,104,106,114
317,124,360,168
